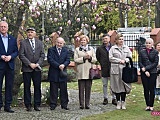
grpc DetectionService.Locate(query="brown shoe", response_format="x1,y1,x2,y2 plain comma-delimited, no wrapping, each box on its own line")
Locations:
112,99,117,106
103,98,108,105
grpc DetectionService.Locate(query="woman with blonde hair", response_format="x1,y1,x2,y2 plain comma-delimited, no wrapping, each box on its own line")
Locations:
139,38,158,111
109,33,132,110
74,35,97,109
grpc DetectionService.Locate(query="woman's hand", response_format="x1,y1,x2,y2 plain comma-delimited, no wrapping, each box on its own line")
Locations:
141,67,146,72
84,53,91,59
120,60,125,64
145,71,150,77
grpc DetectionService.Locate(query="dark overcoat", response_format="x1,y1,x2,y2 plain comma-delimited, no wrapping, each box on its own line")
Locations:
0,35,18,70
96,44,111,77
47,46,70,82
139,48,159,73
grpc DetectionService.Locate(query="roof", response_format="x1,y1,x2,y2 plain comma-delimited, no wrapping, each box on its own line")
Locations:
108,30,116,36
150,28,160,35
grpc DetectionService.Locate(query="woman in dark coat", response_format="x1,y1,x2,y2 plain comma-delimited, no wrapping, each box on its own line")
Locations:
139,38,159,111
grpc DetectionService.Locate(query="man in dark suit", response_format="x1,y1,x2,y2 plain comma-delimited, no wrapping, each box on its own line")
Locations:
47,37,70,110
0,21,18,113
96,34,117,105
19,27,45,111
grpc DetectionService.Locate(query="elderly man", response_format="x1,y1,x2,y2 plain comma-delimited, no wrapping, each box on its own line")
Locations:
47,37,70,110
19,27,45,111
0,21,18,113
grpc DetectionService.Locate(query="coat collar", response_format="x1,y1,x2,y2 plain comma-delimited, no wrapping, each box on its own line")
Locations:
0,34,12,53
53,46,65,56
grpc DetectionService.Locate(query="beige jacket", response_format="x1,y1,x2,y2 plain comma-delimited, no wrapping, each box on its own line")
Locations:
74,46,97,80
109,44,132,93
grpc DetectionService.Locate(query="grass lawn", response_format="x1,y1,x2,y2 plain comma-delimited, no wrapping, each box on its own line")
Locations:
67,80,160,120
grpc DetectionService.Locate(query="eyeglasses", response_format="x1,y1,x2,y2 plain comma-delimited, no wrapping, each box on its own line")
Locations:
119,39,123,40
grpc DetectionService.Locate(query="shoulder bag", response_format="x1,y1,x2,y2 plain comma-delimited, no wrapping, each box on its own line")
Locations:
122,57,138,83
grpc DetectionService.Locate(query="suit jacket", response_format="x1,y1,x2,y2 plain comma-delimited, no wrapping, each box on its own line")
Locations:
96,44,111,77
139,48,159,73
19,39,45,72
0,34,18,70
47,46,70,82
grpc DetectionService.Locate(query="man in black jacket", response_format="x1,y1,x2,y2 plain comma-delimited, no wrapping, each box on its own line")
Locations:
96,34,117,105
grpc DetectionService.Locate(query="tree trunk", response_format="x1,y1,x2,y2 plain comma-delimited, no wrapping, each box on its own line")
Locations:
155,1,160,28
12,58,23,98
119,3,125,28
12,1,29,98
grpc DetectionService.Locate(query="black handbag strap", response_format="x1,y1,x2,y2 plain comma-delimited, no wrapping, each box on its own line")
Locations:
126,57,133,68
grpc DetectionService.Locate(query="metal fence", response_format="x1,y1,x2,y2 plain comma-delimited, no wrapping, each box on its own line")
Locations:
123,33,150,69
123,33,150,47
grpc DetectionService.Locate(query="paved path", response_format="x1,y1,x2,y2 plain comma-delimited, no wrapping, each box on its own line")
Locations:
0,90,116,120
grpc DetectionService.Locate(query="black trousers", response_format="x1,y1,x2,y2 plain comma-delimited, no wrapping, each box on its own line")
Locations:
50,81,69,108
115,92,126,101
141,73,157,107
78,79,92,107
23,71,41,107
0,64,14,109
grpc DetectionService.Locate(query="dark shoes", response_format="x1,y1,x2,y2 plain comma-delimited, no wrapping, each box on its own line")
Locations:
85,106,90,109
80,105,90,109
103,98,108,105
26,106,32,111
61,106,69,110
80,106,84,109
34,106,40,111
50,106,56,110
112,99,117,106
4,108,14,113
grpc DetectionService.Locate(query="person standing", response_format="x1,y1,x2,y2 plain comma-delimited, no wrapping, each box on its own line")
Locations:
0,21,18,113
139,38,158,111
47,37,70,110
96,34,117,105
109,33,132,110
19,27,45,111
155,41,160,100
74,35,97,109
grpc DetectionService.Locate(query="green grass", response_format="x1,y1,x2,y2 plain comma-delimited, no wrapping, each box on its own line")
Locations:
67,80,160,120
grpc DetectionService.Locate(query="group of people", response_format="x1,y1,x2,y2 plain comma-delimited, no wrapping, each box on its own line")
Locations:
0,20,159,113
75,33,160,112
0,21,70,113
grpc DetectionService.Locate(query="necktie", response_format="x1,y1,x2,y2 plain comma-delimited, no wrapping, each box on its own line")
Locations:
58,48,61,55
30,40,35,53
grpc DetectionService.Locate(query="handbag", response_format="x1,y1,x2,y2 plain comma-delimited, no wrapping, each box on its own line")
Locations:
89,66,101,80
122,57,138,83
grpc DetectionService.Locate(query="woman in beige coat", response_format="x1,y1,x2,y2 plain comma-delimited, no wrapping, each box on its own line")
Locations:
74,35,97,109
109,33,132,110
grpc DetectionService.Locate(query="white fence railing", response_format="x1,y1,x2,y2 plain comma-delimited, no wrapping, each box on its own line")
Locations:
123,33,150,47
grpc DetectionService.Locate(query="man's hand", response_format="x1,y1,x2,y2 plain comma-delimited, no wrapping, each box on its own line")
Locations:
4,55,11,62
30,63,37,69
1,55,6,60
59,64,65,71
1,55,12,62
